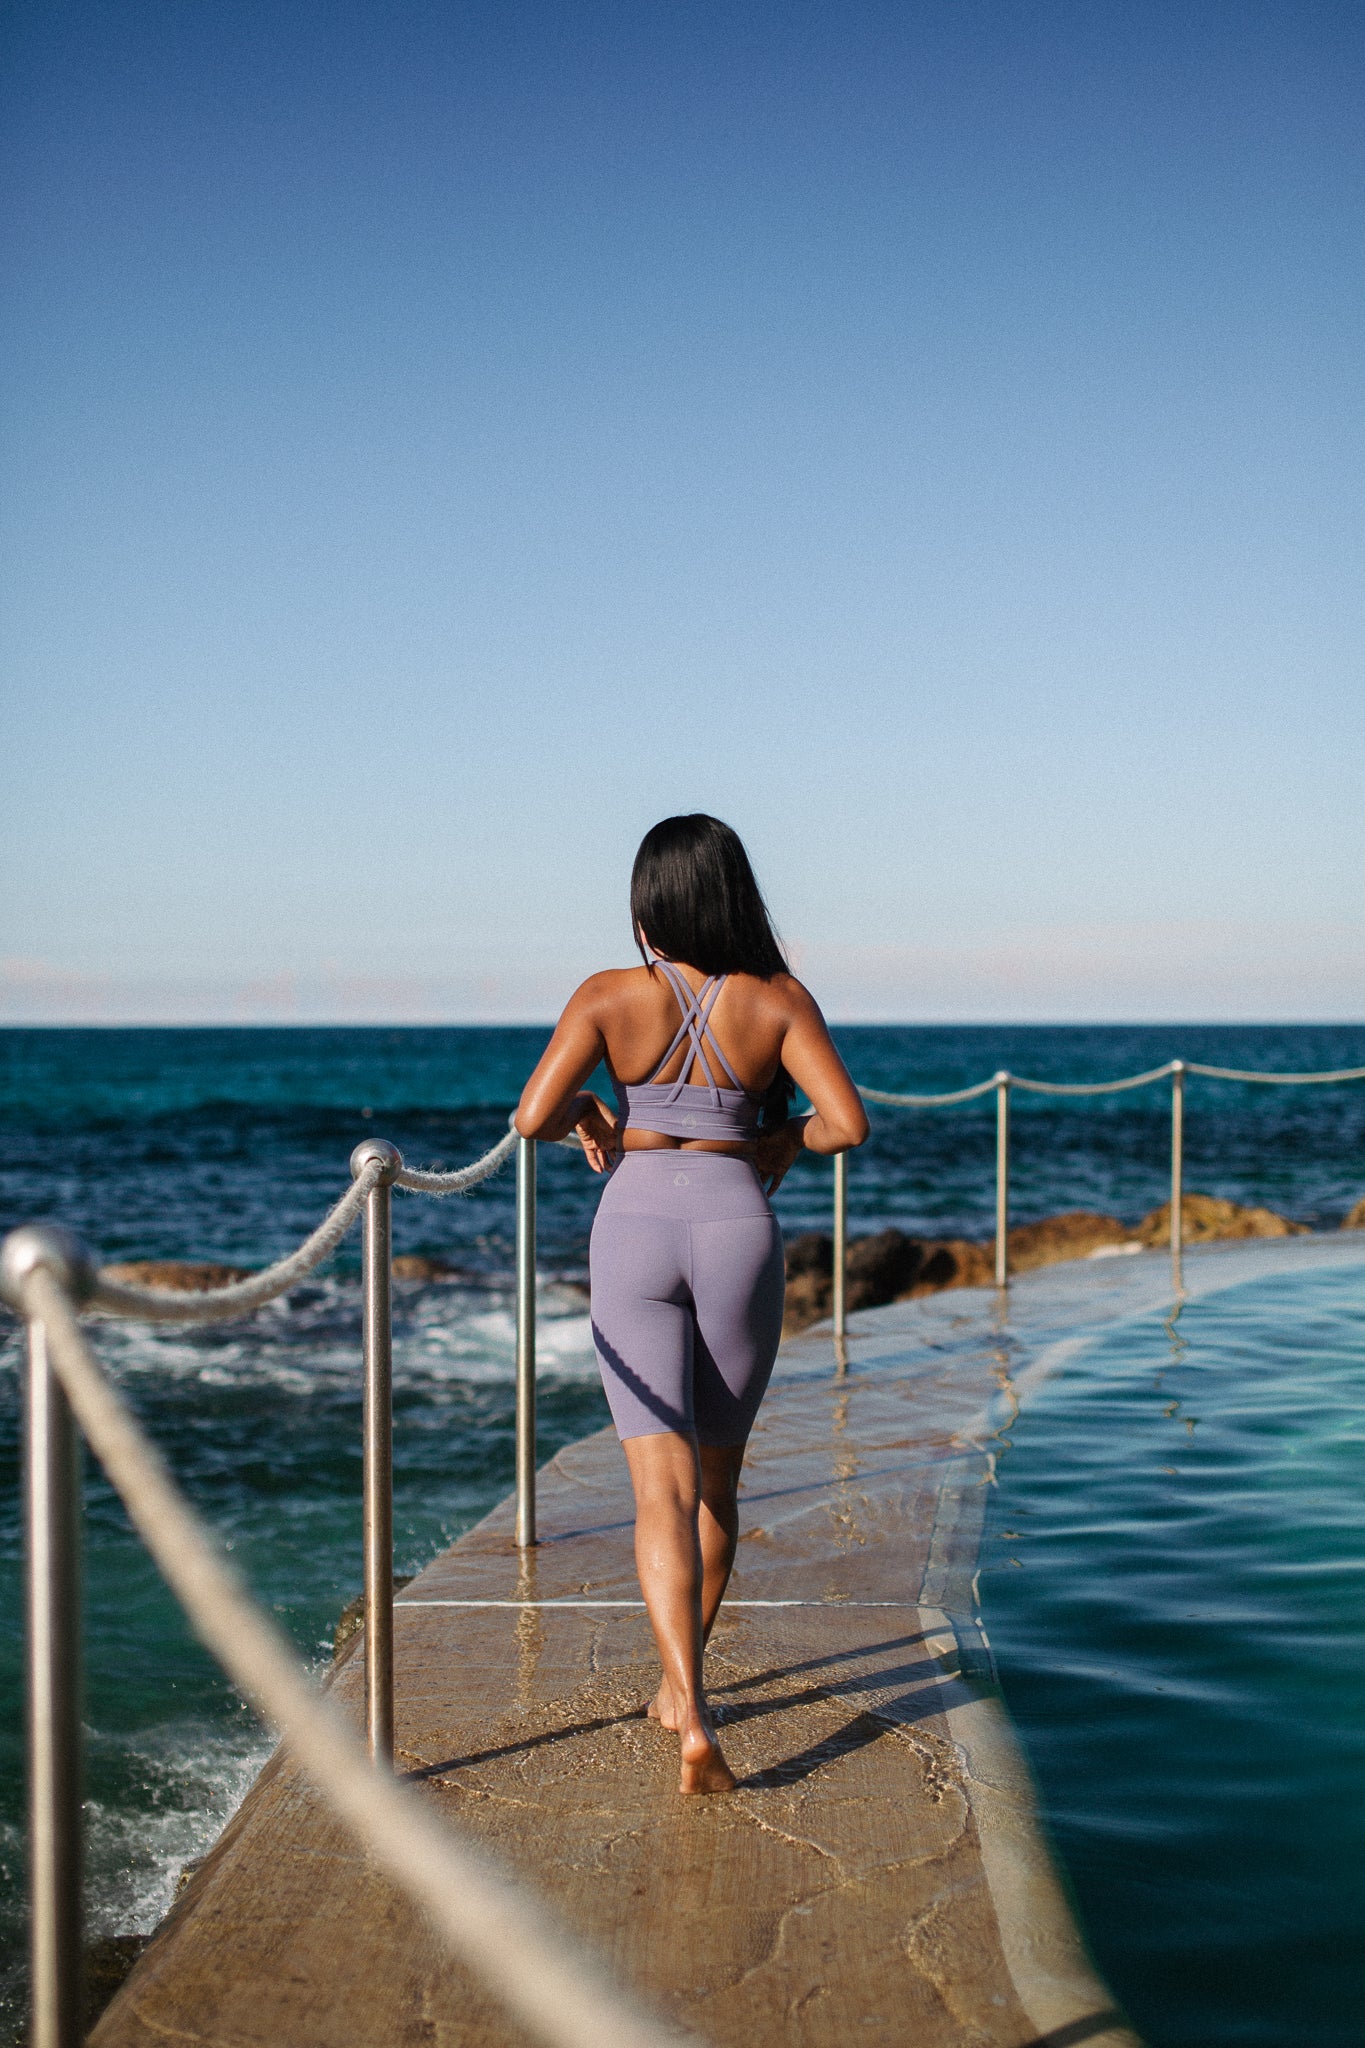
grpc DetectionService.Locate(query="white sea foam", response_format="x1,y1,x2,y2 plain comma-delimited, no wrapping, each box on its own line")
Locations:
0,1720,274,2043
82,1719,274,1940
63,1273,600,1392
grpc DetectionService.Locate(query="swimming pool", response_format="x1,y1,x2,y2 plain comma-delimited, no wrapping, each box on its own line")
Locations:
981,1256,1365,2048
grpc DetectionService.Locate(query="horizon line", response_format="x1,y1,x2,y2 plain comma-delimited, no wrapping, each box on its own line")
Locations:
3,1017,1364,1033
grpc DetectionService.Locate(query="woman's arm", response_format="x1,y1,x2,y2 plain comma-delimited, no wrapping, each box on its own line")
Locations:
777,981,870,1155
751,980,868,1193
514,977,620,1172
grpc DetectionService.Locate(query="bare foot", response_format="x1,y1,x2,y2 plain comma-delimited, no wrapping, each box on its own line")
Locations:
678,1718,737,1796
647,1680,681,1729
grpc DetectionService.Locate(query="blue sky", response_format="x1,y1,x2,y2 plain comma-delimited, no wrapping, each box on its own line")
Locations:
3,1,1362,1022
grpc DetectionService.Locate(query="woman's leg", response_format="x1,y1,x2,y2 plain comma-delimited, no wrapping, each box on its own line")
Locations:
622,1431,736,1795
698,1441,745,1640
646,1439,743,1716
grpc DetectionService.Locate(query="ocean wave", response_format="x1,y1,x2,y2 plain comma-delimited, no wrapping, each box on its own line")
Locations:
82,1719,274,1939
0,1274,600,1397
0,1719,273,2045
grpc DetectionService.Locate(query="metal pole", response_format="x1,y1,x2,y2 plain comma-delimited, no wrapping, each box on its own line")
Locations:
832,1150,848,1346
353,1140,400,1767
1170,1061,1185,1294
994,1072,1011,1289
26,1314,83,2048
515,1137,537,1550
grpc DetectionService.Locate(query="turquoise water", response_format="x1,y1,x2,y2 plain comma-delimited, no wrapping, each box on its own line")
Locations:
3,1024,1365,2036
982,1261,1365,2048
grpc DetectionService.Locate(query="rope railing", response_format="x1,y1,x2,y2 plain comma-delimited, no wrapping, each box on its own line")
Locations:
1010,1061,1178,1097
834,1053,1365,1328
858,1077,999,1107
88,1127,520,1322
393,1123,521,1194
1182,1059,1365,1085
0,1114,598,2047
855,1055,1365,1107
90,1157,386,1323
69,1124,536,1774
2,1202,690,2048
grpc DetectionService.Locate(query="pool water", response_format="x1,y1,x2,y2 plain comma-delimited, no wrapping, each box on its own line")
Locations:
981,1261,1365,2048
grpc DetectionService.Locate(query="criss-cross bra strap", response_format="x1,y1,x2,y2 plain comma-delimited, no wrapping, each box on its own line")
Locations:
648,961,745,1102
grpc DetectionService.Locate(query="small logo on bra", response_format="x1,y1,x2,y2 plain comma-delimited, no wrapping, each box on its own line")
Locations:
684,1112,699,1127
673,1172,690,1187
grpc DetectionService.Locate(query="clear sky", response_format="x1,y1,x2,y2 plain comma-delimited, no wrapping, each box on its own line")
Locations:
3,1,1362,1024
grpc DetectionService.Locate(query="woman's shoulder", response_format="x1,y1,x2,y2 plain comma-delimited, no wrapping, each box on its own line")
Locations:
566,965,653,1013
734,969,820,1018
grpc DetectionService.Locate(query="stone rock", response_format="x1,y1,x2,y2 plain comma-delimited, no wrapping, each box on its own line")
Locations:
848,1229,929,1301
781,1236,833,1335
1006,1211,1129,1271
175,1856,208,1899
333,1575,414,1659
785,1232,834,1279
101,1260,253,1291
391,1254,457,1282
899,1239,996,1295
782,1207,1180,1337
780,1227,996,1335
1344,1196,1365,1231
781,1263,833,1336
1136,1192,1307,1245
783,1230,924,1332
84,1934,149,2029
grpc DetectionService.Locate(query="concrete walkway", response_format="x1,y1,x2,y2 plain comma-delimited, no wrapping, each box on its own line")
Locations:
92,1241,1309,2048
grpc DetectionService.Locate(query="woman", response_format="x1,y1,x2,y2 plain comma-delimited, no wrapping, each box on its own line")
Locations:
515,815,868,1794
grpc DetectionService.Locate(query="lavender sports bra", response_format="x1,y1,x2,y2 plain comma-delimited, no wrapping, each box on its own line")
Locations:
613,961,762,1143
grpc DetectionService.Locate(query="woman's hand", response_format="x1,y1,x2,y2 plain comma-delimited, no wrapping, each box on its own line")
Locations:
753,1118,809,1195
572,1093,621,1175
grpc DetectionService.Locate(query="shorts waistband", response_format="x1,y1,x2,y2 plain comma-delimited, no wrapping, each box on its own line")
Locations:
613,1148,756,1169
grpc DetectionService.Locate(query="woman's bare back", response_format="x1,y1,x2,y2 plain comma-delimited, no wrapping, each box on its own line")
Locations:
593,963,791,1096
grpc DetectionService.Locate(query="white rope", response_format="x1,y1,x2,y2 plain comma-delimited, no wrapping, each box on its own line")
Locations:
90,1159,384,1323
1010,1062,1177,1097
1183,1060,1365,1085
394,1127,520,1195
859,1078,999,1108
859,1057,1365,1106
84,1123,572,1321
21,1268,693,2048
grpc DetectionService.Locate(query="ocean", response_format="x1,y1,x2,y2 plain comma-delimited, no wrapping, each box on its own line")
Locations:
3,1021,1365,2041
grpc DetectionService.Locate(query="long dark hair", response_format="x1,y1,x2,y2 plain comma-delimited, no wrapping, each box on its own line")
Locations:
630,814,794,1125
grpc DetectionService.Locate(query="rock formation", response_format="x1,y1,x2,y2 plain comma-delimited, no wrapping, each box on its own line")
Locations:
781,1226,998,1336
781,1195,1308,1337
101,1252,519,1290
1344,1196,1365,1231
1006,1211,1132,1269
392,1254,458,1281
101,1260,253,1290
1134,1193,1308,1245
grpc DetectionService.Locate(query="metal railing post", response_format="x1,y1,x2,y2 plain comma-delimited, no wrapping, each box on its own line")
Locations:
994,1072,1011,1289
832,1150,848,1345
26,1314,83,2048
1170,1061,1185,1294
352,1141,401,1767
515,1137,537,1550
0,1228,94,2048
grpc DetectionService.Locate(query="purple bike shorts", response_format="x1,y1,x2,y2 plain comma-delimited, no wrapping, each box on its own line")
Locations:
589,1150,786,1445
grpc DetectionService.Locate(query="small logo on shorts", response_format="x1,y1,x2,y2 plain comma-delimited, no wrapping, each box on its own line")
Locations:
673,1172,690,1187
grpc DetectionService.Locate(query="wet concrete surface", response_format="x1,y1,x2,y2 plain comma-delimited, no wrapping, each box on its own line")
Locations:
93,1240,1324,2048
